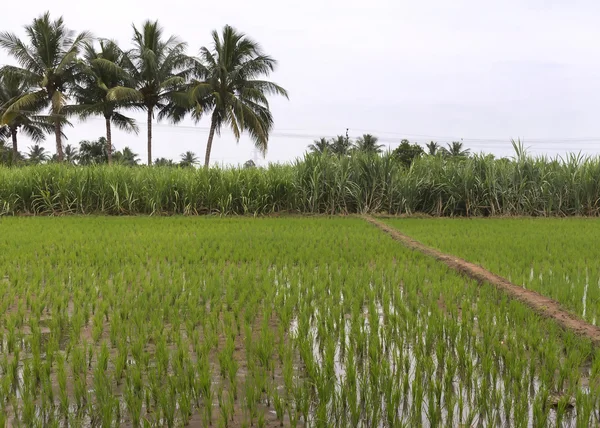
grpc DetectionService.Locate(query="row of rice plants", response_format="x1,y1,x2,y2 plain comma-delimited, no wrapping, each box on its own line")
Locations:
0,217,598,426
385,218,600,325
1,151,600,216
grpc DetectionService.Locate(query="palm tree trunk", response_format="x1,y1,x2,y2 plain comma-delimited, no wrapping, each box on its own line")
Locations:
10,128,18,163
105,117,113,165
147,108,153,165
55,116,64,162
204,115,218,168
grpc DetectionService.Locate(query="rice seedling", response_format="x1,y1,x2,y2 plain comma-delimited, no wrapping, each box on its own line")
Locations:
386,217,600,324
0,216,598,425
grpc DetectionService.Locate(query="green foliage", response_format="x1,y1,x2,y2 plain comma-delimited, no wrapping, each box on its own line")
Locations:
0,12,91,160
386,218,600,323
308,133,383,156
179,151,199,168
26,144,49,164
426,141,440,155
0,217,596,425
353,134,383,154
78,137,111,165
0,71,53,162
441,141,470,157
77,137,139,166
108,20,194,165
69,40,139,163
308,137,331,154
0,138,19,165
189,25,288,167
154,157,176,167
113,146,140,166
330,135,351,156
392,139,424,167
63,144,79,163
1,152,600,216
1,15,289,168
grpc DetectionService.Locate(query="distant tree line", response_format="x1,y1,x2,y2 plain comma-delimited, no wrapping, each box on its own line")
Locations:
0,136,202,167
308,134,472,167
0,12,287,167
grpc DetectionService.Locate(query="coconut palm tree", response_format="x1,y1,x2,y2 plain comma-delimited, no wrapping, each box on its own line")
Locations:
154,157,175,166
353,134,383,154
441,141,470,158
426,141,440,156
79,137,110,165
308,138,330,154
70,40,138,164
27,144,48,164
64,144,78,163
0,71,54,163
108,21,194,165
114,146,140,166
179,151,199,167
0,12,91,161
188,25,288,168
330,135,351,156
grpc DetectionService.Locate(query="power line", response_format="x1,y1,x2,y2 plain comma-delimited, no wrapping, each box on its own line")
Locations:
12,115,598,149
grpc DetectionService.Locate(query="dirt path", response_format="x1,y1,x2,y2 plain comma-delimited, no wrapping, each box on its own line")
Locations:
363,215,600,346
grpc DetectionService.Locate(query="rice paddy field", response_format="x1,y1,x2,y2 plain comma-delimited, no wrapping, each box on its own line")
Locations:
1,216,600,427
384,218,600,325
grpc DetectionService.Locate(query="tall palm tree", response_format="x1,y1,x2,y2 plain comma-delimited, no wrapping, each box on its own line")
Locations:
27,144,48,164
70,40,138,164
426,141,440,156
441,141,470,158
0,71,54,163
0,12,91,161
189,25,288,168
179,151,199,167
108,21,193,165
353,134,383,154
308,137,330,154
330,135,351,156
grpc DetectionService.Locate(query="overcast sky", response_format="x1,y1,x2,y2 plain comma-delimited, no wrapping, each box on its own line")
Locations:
2,0,600,165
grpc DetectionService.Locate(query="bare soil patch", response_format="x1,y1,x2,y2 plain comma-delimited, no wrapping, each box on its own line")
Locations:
363,215,600,346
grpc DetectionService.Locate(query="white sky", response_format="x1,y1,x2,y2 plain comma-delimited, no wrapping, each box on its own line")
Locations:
2,0,600,165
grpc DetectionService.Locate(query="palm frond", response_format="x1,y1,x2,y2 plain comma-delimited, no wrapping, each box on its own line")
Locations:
2,90,47,120
241,80,288,98
91,57,130,80
0,33,45,74
20,123,47,142
111,112,139,133
107,86,143,102
0,66,41,87
62,102,105,118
